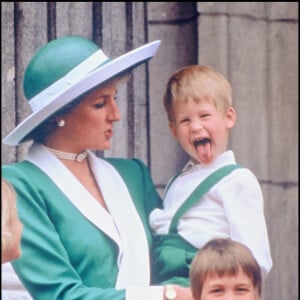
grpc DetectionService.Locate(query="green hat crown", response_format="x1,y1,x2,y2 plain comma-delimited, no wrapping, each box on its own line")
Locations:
23,36,99,100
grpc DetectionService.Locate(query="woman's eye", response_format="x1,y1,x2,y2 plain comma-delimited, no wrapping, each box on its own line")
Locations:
94,102,105,108
94,95,117,108
94,97,109,108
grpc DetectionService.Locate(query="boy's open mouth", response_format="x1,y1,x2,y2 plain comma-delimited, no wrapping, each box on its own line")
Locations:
193,137,212,163
193,137,211,148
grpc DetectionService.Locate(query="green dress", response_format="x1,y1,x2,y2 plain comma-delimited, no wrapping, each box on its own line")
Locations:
2,151,161,300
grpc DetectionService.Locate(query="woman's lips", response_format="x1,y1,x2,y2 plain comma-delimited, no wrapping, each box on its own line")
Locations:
105,129,113,139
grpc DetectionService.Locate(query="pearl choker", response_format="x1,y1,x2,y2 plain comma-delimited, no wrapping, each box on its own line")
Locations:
47,147,88,162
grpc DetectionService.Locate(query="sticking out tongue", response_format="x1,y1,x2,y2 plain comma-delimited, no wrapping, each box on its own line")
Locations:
194,138,212,164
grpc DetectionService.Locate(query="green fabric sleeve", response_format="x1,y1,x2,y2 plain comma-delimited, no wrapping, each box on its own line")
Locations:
106,157,162,246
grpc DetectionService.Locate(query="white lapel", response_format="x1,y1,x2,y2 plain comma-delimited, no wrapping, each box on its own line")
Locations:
89,154,150,287
26,143,150,287
26,144,122,248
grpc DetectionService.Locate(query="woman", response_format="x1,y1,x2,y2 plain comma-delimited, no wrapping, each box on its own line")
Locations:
2,36,192,300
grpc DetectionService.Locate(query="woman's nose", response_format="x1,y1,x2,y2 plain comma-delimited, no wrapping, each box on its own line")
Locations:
108,99,121,121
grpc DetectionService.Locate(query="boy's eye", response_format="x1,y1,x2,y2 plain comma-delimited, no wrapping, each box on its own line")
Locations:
201,113,210,118
236,287,250,293
179,118,189,124
211,288,223,294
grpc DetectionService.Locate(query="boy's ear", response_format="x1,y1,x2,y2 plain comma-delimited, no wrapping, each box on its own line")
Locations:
169,121,177,138
225,107,236,129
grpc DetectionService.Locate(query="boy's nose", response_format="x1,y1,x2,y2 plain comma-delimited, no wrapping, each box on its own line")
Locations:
223,293,235,300
191,120,203,132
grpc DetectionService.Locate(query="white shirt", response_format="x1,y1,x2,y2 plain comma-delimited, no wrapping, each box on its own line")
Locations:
150,150,273,280
1,263,32,300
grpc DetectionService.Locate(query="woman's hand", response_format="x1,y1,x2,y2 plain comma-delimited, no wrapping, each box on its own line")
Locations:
164,285,194,300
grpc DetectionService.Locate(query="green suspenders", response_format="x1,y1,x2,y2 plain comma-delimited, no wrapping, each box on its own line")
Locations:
168,164,242,234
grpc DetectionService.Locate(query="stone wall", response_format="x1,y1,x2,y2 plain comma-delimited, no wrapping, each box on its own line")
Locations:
1,2,298,300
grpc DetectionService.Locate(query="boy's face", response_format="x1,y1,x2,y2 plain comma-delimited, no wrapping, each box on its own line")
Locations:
200,269,258,300
169,99,235,164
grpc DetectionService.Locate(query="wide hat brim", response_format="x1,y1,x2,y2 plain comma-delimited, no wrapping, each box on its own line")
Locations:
3,40,161,146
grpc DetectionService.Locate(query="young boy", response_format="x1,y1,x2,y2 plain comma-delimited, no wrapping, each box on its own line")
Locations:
2,178,32,299
190,238,262,300
1,178,23,263
150,65,272,287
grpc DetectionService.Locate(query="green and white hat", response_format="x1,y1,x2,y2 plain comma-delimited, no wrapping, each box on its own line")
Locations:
3,36,161,145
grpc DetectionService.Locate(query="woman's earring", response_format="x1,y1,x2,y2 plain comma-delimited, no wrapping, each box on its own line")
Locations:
57,119,65,127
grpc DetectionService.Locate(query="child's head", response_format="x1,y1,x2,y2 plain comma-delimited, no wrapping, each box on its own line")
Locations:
163,65,236,164
190,238,262,300
163,65,233,122
1,178,23,263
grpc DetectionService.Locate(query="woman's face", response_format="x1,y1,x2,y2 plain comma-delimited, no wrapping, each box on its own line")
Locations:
48,83,121,152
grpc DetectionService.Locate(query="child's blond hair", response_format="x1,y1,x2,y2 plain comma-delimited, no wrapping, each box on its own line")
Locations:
163,65,232,121
1,178,18,254
190,238,262,300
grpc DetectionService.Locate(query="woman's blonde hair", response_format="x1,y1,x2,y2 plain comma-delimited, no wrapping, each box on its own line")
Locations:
163,65,232,122
190,238,262,300
1,178,18,254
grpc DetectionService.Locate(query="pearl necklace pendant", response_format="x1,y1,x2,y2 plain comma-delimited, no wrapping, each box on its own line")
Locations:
46,147,88,162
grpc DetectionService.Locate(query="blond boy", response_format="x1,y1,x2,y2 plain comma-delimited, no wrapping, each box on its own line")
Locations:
2,179,32,299
150,65,272,286
1,178,23,263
